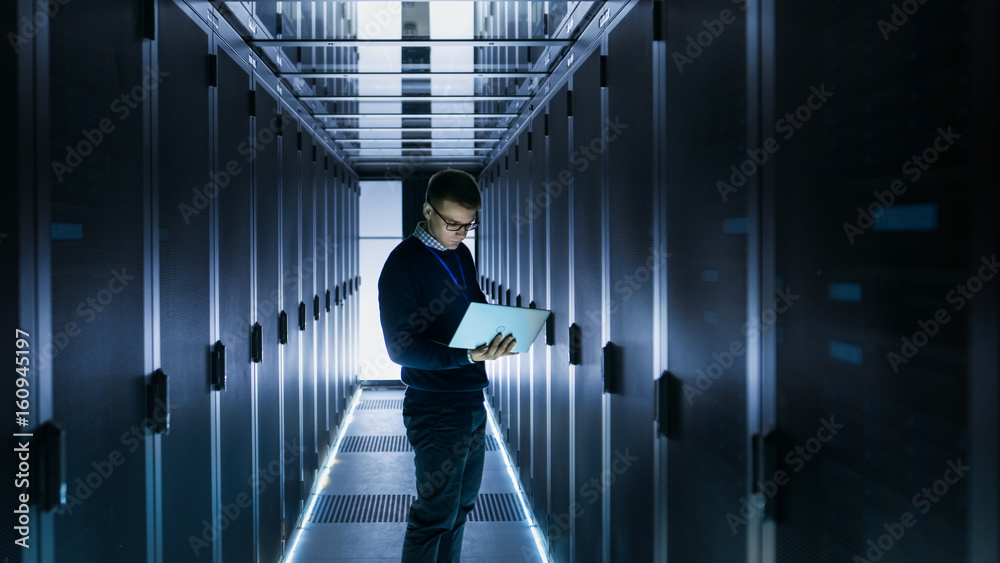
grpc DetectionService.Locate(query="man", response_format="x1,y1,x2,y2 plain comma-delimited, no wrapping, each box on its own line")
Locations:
378,168,517,562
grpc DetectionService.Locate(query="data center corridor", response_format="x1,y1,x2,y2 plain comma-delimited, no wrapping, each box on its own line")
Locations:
4,0,998,562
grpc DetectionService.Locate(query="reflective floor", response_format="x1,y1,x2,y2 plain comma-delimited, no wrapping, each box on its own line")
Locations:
287,388,546,562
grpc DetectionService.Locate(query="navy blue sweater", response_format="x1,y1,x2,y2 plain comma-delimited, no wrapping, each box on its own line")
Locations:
378,235,489,404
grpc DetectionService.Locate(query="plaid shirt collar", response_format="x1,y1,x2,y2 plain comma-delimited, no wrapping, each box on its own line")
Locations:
414,221,448,252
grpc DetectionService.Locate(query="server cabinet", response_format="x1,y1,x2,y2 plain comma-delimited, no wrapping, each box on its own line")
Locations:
343,172,351,408
280,117,303,532
488,170,495,293
480,170,487,262
480,174,489,303
606,4,656,561
491,170,502,411
484,171,494,406
546,85,572,562
353,178,359,390
495,164,508,419
216,44,255,563
517,129,533,487
482,173,491,384
351,177,360,390
300,132,318,499
334,166,344,429
529,111,550,538
338,173,347,404
344,176,351,397
346,178,355,395
339,172,349,410
321,159,336,443
767,2,982,561
45,0,147,559
157,3,215,560
327,166,339,422
331,166,344,425
657,0,751,561
479,175,487,296
335,168,347,416
494,166,500,301
498,159,508,434
316,156,331,457
505,146,520,456
253,81,284,563
570,48,605,563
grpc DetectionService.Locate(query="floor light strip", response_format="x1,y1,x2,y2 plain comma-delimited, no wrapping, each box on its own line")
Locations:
283,388,363,562
484,405,552,563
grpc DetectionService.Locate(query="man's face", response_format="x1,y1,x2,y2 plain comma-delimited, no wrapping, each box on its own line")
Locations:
423,198,478,250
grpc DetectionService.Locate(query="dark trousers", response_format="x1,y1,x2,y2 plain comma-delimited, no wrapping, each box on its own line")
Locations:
401,398,488,563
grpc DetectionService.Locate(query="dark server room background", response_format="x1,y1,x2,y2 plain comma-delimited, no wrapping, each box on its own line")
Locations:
2,0,997,562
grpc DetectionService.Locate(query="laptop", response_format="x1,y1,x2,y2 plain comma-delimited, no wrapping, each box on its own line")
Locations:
446,302,551,354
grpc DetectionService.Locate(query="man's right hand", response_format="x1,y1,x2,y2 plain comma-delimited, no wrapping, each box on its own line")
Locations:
470,333,518,362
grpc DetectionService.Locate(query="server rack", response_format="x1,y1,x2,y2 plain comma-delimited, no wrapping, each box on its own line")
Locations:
505,144,521,460
517,128,534,490
157,4,216,560
529,109,551,544
764,1,989,560
216,42,255,563
478,0,997,561
570,47,605,563
605,6,658,560
253,77,284,563
656,0,753,561
8,1,361,561
545,83,573,562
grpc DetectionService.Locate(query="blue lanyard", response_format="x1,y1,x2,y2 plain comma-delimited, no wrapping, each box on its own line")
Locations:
426,246,469,304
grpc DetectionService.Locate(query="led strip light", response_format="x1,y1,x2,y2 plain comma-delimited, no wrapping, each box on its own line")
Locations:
281,390,362,562
484,406,551,562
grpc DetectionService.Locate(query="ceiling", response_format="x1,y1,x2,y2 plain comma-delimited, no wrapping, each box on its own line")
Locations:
220,0,602,176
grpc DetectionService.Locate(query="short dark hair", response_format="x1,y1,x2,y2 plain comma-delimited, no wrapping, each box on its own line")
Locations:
425,169,481,209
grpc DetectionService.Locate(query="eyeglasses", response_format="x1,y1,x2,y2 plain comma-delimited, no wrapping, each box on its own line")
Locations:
428,201,478,231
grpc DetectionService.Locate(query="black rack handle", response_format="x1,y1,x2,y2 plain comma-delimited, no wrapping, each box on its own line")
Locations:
569,323,582,365
655,370,681,439
35,420,67,511
251,322,263,363
753,430,781,523
602,342,618,394
278,310,288,344
298,301,306,331
212,340,226,391
545,312,555,346
147,369,170,434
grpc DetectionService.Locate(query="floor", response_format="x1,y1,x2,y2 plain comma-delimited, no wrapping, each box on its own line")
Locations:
286,387,547,562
